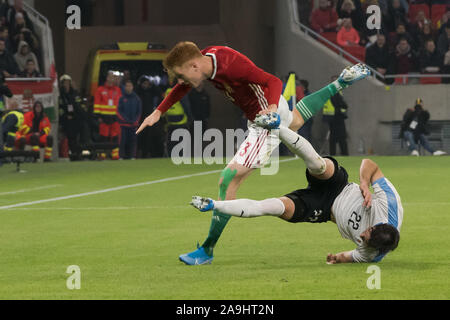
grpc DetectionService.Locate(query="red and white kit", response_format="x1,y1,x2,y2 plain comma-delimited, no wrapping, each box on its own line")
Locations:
157,46,293,168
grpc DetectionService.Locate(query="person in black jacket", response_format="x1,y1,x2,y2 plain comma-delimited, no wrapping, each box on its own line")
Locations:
0,38,19,77
188,82,210,133
419,39,442,74
328,91,349,156
135,75,165,158
365,33,392,82
400,99,446,156
59,74,84,160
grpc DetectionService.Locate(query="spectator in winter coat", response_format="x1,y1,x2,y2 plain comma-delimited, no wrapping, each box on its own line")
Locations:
337,18,360,47
310,0,339,33
419,39,442,73
14,40,39,72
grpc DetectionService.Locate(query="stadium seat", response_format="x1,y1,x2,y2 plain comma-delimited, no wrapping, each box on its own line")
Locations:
394,76,409,85
431,4,448,29
320,32,338,44
408,4,430,21
344,45,366,64
419,76,442,84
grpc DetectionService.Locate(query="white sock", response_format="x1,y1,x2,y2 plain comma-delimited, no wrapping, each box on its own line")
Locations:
278,126,326,175
213,198,285,218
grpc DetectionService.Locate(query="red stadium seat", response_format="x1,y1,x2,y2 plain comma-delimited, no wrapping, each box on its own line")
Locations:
318,32,339,53
431,4,448,29
344,45,366,64
419,76,442,84
394,76,409,85
409,4,430,22
320,32,338,44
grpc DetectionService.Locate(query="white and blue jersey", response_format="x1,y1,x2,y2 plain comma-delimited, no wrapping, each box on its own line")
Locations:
331,177,403,263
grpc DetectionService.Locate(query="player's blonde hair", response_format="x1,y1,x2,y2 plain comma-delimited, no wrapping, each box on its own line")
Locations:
163,41,203,81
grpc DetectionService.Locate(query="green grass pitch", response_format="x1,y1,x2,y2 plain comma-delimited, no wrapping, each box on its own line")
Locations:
0,156,449,300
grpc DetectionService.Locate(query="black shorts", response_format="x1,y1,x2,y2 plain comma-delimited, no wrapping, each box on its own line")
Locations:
284,157,349,223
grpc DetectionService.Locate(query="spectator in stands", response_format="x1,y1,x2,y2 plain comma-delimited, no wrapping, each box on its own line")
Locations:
419,39,442,73
6,0,34,33
386,0,408,33
0,38,19,77
188,82,211,134
415,20,436,51
59,74,84,161
388,22,416,53
0,26,12,52
410,10,430,39
118,80,142,160
136,75,165,158
337,18,360,47
18,59,41,78
310,0,339,33
394,37,417,74
337,0,364,32
365,33,392,79
437,23,450,57
399,99,446,156
14,40,38,73
436,8,450,33
10,12,39,55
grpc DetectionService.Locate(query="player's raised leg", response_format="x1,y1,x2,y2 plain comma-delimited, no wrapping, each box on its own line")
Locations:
289,63,371,130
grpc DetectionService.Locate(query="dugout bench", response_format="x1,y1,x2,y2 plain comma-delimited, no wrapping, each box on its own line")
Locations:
0,151,40,172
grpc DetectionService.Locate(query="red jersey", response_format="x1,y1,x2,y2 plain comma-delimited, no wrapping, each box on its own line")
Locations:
93,85,122,116
157,46,283,121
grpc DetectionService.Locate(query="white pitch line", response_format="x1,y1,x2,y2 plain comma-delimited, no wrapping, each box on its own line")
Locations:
0,184,63,196
0,158,299,211
2,206,188,211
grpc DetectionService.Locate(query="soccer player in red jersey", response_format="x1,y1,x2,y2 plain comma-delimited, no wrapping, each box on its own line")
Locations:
136,41,370,265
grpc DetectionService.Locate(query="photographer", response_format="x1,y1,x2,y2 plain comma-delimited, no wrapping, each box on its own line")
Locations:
400,98,446,156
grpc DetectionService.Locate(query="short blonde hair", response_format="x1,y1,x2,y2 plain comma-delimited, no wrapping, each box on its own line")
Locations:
163,41,203,80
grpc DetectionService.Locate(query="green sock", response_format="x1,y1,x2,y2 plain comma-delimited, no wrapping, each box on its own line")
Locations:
201,168,237,256
296,81,343,122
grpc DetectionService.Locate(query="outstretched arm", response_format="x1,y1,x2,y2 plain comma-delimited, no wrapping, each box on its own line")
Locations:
326,251,353,264
359,159,384,208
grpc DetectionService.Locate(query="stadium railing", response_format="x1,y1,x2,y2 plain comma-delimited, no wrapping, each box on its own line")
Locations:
289,0,450,84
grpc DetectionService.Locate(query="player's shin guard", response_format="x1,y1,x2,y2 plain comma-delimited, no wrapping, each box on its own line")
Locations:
214,198,285,218
279,126,326,175
201,167,237,256
295,83,339,122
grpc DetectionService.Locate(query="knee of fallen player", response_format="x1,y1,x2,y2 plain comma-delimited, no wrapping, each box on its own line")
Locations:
307,157,328,177
278,197,295,221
